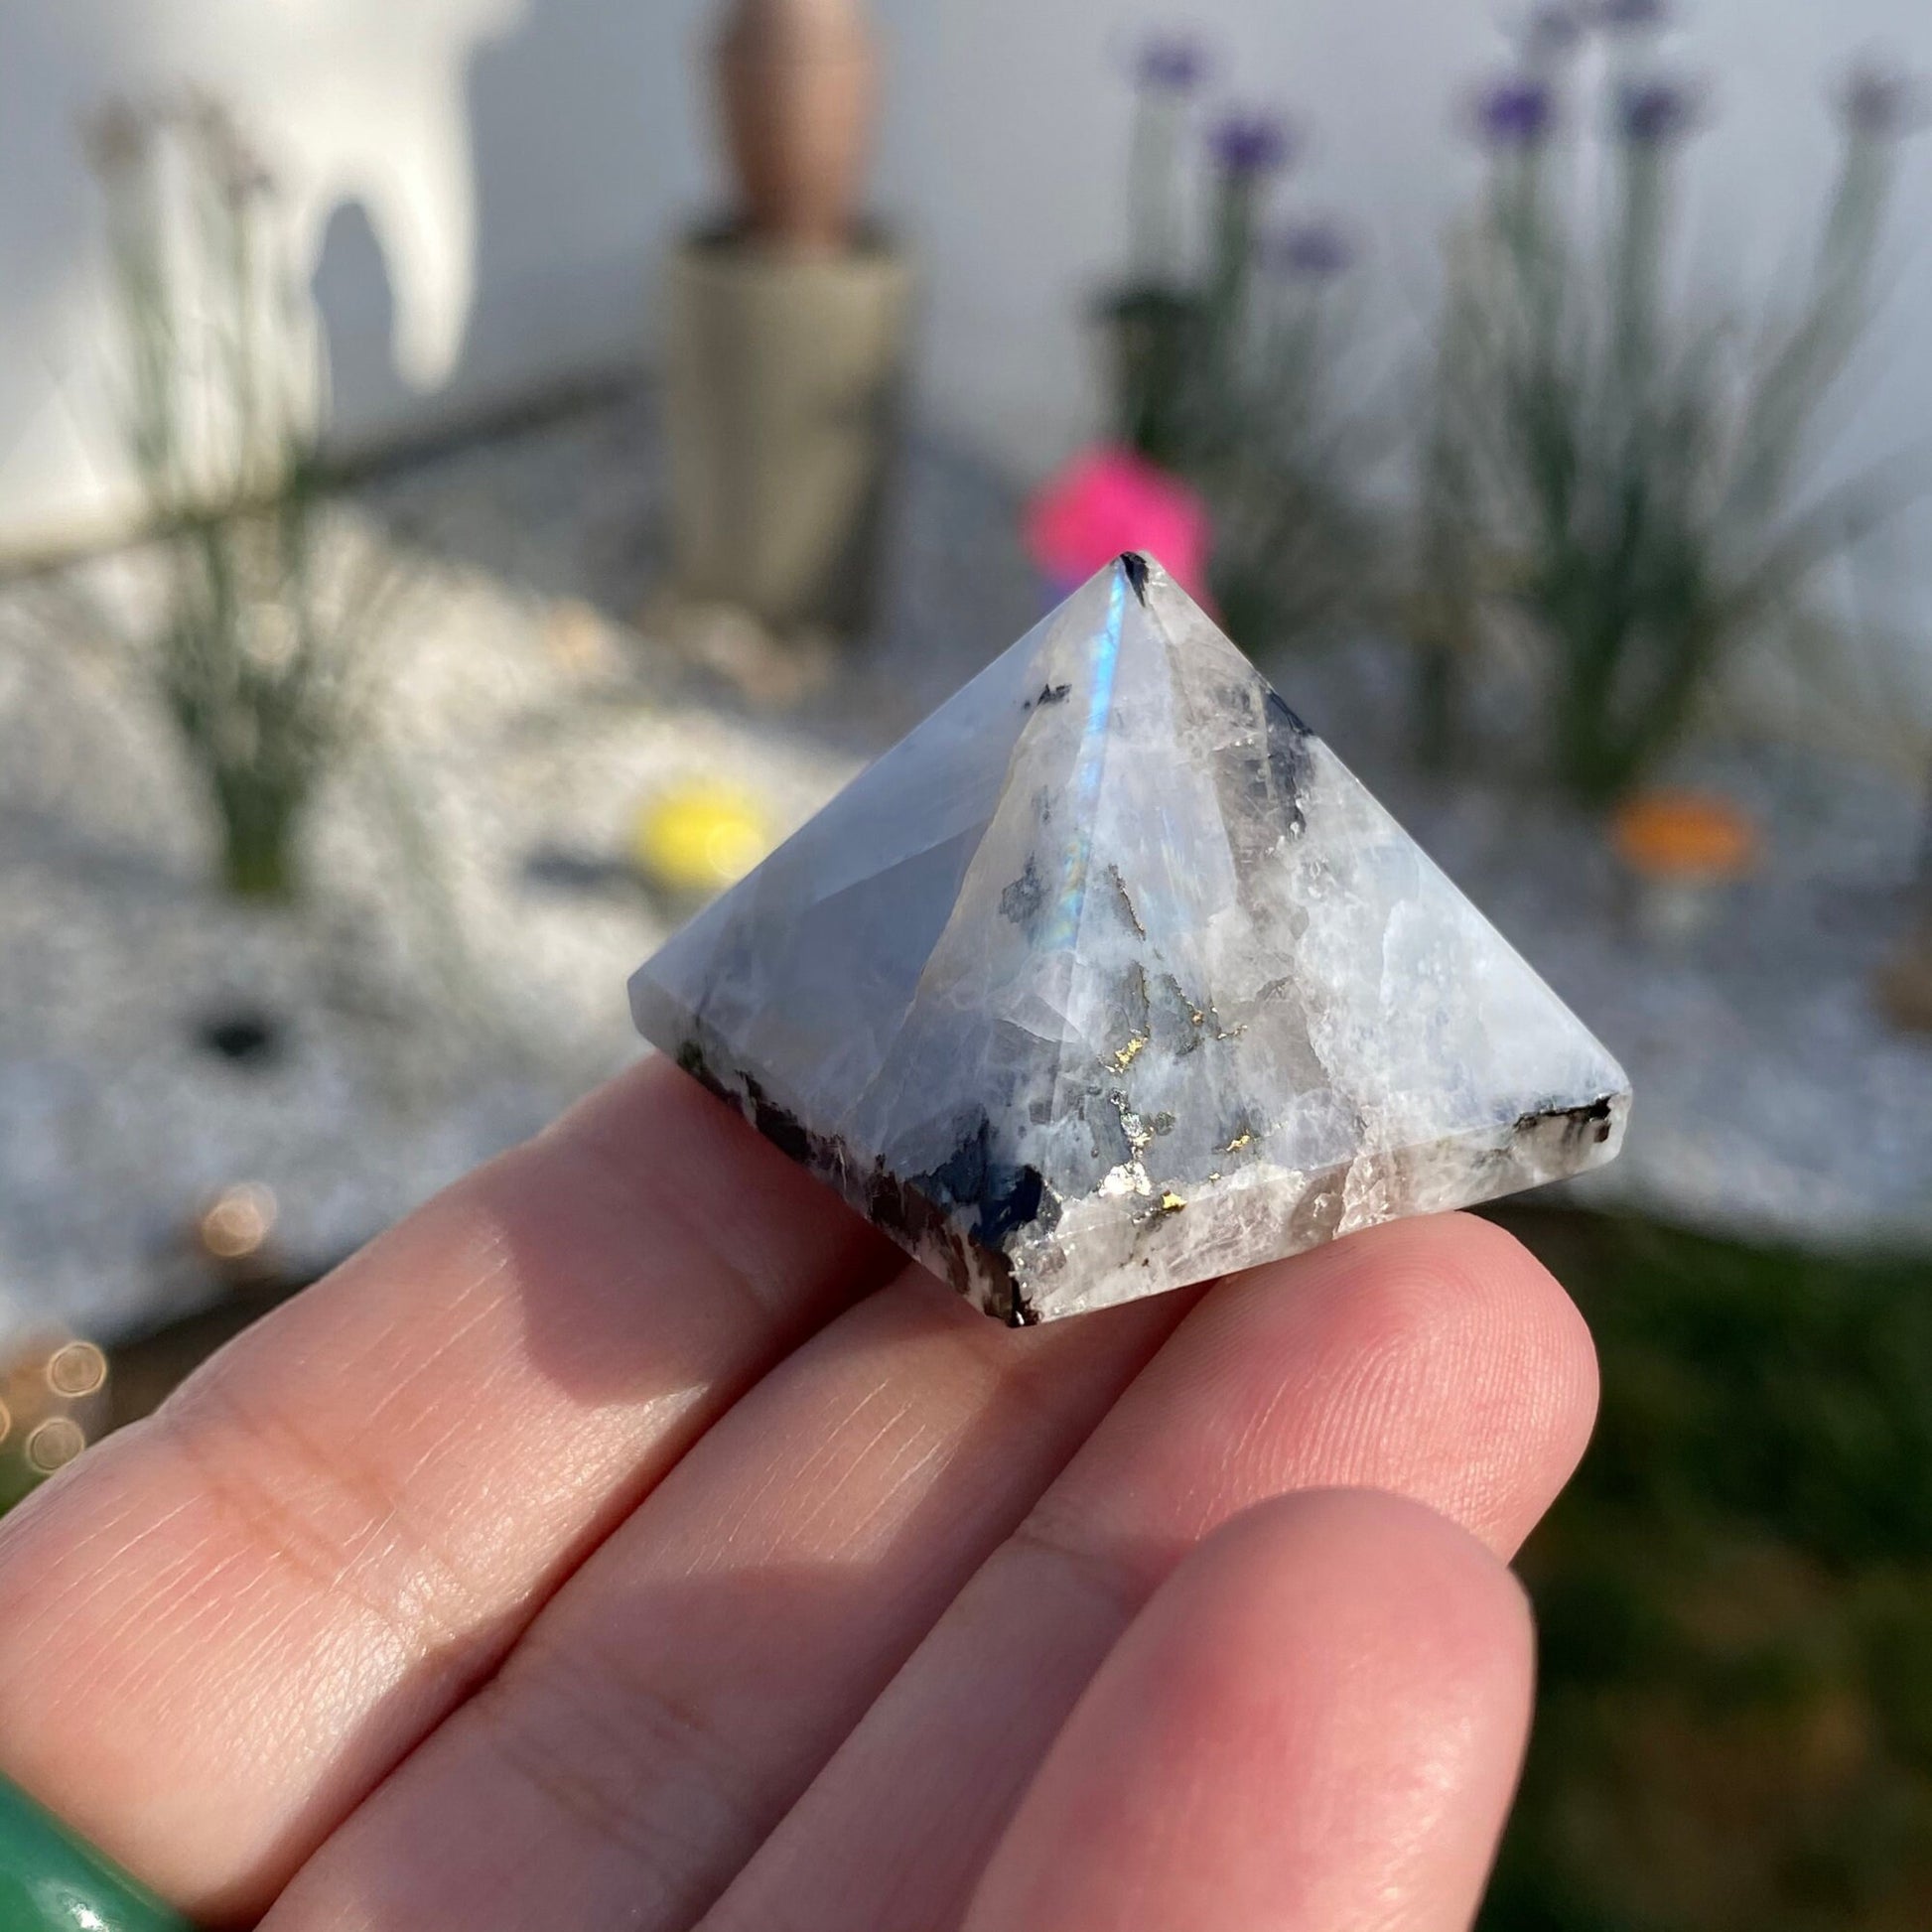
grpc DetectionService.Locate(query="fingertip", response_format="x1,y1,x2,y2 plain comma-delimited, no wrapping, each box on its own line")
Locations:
967,1487,1538,1932
1345,1212,1601,1504
1180,1487,1537,1706
1182,1210,1600,1558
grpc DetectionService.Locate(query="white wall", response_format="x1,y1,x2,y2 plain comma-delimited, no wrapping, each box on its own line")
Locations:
0,0,712,553
879,0,1932,483
4,0,1931,575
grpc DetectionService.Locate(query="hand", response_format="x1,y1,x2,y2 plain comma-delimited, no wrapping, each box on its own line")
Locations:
0,1058,1595,1931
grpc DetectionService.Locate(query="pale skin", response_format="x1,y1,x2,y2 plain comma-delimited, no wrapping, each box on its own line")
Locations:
0,1056,1597,1931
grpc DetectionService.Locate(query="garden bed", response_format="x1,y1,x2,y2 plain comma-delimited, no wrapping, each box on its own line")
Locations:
0,388,1925,1355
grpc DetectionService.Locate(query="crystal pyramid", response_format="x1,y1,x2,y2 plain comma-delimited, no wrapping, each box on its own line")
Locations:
630,555,1629,1324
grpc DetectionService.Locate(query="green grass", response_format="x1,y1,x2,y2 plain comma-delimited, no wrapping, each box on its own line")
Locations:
1484,1208,1932,1932
0,1464,33,1519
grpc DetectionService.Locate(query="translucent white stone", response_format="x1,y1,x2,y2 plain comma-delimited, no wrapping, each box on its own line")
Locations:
631,556,1630,1323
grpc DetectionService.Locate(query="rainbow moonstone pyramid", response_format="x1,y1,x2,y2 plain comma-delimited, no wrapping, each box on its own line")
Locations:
631,555,1629,1323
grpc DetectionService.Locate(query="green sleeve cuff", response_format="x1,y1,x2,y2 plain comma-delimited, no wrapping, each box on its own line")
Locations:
0,1774,197,1931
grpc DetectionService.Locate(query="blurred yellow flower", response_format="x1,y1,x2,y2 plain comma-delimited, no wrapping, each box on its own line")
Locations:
631,782,774,896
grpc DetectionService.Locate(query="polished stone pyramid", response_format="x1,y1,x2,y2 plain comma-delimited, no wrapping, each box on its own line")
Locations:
631,555,1629,1324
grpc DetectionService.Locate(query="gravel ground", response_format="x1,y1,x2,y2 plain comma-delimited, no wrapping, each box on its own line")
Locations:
1,387,1925,1350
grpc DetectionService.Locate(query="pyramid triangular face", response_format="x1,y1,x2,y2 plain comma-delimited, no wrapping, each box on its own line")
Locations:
631,556,1629,1323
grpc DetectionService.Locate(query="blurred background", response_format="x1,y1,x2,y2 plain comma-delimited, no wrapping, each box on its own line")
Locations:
3,0,1931,1922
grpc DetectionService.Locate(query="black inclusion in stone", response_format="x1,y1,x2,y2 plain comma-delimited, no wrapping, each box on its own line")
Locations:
1516,1094,1618,1154
741,1074,813,1165
921,1115,991,1213
979,1163,1052,1249
917,1114,1058,1256
196,1008,282,1068
999,855,1046,932
1119,552,1153,604
1264,687,1313,739
1261,688,1313,835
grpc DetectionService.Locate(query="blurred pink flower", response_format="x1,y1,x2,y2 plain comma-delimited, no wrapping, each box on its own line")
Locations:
1026,447,1215,609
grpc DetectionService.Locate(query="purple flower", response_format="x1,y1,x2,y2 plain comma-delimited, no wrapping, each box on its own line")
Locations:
1137,33,1207,92
1594,0,1670,31
1209,110,1298,177
1265,217,1357,280
1474,76,1559,150
1616,75,1705,145
1841,63,1926,141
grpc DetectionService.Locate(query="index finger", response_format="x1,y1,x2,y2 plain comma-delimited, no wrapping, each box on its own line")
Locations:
0,1055,899,1925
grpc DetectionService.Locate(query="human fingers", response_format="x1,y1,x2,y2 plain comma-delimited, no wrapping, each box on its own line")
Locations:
962,1489,1534,1932
0,1057,898,1923
706,1213,1591,1932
